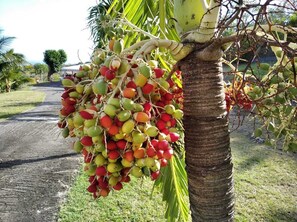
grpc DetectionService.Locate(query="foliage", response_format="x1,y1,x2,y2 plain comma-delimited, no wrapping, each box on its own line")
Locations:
43,49,67,74
50,73,61,82
34,63,48,74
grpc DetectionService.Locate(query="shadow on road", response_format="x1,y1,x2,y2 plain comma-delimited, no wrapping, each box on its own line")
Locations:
33,81,63,88
0,153,79,169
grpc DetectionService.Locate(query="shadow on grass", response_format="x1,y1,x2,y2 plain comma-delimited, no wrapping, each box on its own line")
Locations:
33,81,62,88
268,208,297,222
0,110,59,123
234,153,266,173
0,153,79,169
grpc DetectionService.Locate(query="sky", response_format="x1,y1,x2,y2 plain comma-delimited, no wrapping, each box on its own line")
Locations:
0,0,97,64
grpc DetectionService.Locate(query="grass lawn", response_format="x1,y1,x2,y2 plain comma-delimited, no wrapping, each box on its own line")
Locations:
0,88,45,120
58,132,297,222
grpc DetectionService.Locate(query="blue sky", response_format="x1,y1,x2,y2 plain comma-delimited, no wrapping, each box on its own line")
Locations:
0,0,96,64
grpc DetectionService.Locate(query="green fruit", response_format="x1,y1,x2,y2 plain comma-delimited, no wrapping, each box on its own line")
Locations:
121,158,133,167
94,154,106,166
165,104,175,115
134,73,147,87
122,98,135,110
118,60,130,75
107,163,122,173
62,128,69,138
150,160,160,172
122,120,135,134
85,163,96,176
173,109,183,120
117,110,131,122
69,91,81,98
144,125,159,137
275,50,282,58
75,83,85,94
104,104,117,117
76,71,86,78
130,166,143,178
84,119,96,127
252,86,262,94
158,79,170,90
133,103,144,112
113,39,124,54
108,98,120,108
132,131,147,144
92,79,108,95
108,175,119,186
94,143,105,152
73,113,84,126
144,157,156,168
62,79,75,87
87,126,103,137
135,158,145,167
84,85,92,95
73,141,83,153
139,64,152,78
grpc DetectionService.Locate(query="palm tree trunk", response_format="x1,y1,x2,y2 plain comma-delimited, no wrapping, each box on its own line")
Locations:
5,78,11,92
180,51,235,221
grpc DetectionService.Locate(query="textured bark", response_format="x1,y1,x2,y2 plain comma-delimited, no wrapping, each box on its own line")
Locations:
180,51,235,221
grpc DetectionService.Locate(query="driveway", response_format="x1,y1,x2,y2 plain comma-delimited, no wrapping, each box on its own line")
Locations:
0,82,81,222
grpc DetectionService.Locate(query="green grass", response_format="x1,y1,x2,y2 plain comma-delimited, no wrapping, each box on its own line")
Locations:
0,88,45,120
58,133,297,222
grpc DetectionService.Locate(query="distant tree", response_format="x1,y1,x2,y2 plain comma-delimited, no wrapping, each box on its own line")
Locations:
0,49,27,92
34,63,48,74
43,49,67,81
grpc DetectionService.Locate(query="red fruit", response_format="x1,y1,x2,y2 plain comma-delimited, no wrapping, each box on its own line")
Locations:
156,150,164,159
121,175,131,183
143,102,152,112
99,188,110,197
133,148,146,159
153,68,164,78
151,170,160,180
108,150,120,160
81,136,93,146
61,91,69,99
163,148,173,160
84,154,93,163
89,176,96,183
126,80,137,89
108,124,119,136
87,184,97,193
57,121,66,128
167,79,174,88
96,166,107,176
123,150,134,162
107,141,117,150
161,113,171,122
123,87,136,98
156,119,166,130
114,117,124,127
64,97,77,105
158,140,169,150
100,65,109,76
142,83,154,94
161,128,170,135
170,119,177,127
167,132,179,142
160,158,168,167
116,140,127,150
97,177,109,189
80,109,96,119
113,182,123,191
156,101,165,107
164,93,173,101
105,69,116,80
146,146,156,157
150,139,159,149
100,115,113,128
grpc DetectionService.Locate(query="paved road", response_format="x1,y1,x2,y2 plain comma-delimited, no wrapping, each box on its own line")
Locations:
0,82,81,222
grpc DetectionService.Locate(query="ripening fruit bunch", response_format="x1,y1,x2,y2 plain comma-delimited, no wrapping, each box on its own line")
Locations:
58,40,184,198
224,80,253,112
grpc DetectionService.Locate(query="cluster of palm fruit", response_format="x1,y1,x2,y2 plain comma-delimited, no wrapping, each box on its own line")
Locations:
224,78,253,113
58,40,183,198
